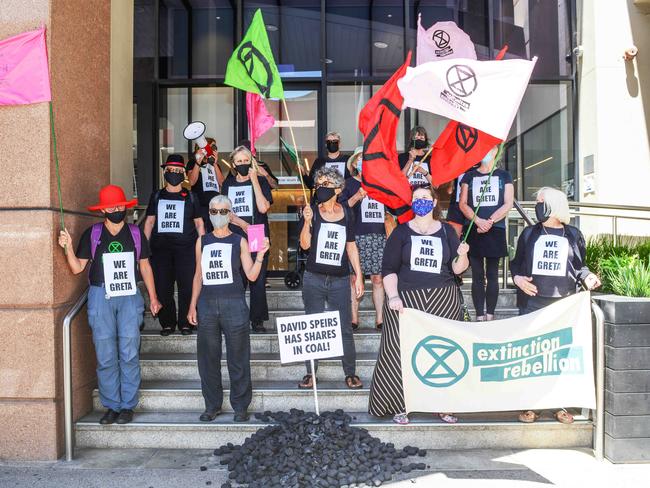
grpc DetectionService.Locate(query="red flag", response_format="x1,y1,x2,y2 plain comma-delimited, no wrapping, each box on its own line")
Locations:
427,46,508,186
359,52,413,223
246,92,275,155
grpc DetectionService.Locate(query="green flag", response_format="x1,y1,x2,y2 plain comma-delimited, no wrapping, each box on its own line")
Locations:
225,9,284,99
280,137,297,163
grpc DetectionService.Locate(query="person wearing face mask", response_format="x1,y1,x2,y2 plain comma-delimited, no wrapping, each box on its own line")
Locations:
369,186,469,425
187,195,270,423
298,167,364,390
58,185,162,425
398,126,433,187
186,137,226,232
144,154,205,336
459,146,514,321
221,146,273,333
239,139,279,190
303,131,350,190
338,147,387,331
511,187,601,425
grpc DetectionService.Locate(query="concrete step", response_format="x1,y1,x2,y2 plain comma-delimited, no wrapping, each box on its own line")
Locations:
75,410,593,450
93,380,370,412
140,329,382,355
139,352,377,382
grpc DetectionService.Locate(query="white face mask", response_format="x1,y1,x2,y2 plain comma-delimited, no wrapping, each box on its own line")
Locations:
210,214,230,229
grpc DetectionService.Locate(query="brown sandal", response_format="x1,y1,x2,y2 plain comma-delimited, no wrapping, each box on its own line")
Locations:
298,374,316,389
554,409,574,424
518,410,539,423
345,375,363,389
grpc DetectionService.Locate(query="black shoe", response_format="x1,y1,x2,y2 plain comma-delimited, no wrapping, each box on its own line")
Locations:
99,409,120,425
251,321,266,333
233,411,249,422
180,327,192,335
160,327,173,336
199,409,221,422
115,409,134,424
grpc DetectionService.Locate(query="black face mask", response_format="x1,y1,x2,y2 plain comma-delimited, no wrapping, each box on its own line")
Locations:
326,141,339,153
315,186,337,203
105,210,126,224
535,202,550,223
412,139,427,150
164,171,185,186
235,164,251,177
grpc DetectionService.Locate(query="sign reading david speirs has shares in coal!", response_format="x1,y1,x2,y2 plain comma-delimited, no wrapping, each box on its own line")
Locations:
277,311,344,363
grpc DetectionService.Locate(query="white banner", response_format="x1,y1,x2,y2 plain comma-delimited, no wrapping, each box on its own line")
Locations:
400,292,595,413
397,57,537,140
276,311,343,364
417,17,477,65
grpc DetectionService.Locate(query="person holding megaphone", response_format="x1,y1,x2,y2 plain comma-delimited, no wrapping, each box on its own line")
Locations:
187,136,226,232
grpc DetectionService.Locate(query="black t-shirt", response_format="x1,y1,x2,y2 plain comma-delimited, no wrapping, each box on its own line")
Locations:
460,168,513,229
382,222,460,292
398,152,430,187
338,177,386,236
146,188,202,247
221,174,274,239
199,232,245,298
306,154,350,189
299,204,356,276
77,223,151,286
186,157,221,207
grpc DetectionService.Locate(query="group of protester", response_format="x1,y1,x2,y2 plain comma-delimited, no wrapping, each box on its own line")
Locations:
57,129,601,427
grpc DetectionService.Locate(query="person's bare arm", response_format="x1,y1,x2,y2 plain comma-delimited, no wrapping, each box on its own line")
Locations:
144,215,156,241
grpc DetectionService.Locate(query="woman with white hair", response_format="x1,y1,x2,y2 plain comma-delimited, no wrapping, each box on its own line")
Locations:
187,195,269,423
510,186,601,424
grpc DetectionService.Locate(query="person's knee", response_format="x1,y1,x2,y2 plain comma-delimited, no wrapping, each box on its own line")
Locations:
371,274,383,286
94,339,118,369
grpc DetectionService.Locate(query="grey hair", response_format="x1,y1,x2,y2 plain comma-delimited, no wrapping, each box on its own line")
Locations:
314,166,345,188
325,131,341,141
229,145,252,164
535,187,571,224
209,194,232,209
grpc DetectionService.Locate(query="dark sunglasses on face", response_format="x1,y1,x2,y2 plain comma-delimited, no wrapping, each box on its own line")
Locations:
209,208,230,216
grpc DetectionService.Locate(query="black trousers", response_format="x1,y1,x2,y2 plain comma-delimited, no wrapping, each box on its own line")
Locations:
469,255,501,316
245,251,269,323
151,243,196,331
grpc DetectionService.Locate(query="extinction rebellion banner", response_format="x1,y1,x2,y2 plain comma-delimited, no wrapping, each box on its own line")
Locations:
400,292,596,413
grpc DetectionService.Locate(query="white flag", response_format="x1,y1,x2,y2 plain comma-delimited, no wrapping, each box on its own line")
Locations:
416,16,476,64
397,57,537,140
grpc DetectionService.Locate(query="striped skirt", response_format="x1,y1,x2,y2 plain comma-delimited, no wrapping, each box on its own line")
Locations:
368,285,463,417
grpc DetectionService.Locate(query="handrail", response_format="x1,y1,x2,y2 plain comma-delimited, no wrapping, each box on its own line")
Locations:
591,299,606,462
517,200,650,213
513,199,535,226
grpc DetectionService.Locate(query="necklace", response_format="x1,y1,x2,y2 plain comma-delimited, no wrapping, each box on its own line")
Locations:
542,224,565,237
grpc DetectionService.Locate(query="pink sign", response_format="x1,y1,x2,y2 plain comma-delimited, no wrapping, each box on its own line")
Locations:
247,224,266,253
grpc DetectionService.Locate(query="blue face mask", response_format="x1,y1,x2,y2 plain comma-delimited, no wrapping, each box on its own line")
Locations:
481,151,494,166
356,157,363,175
412,198,435,216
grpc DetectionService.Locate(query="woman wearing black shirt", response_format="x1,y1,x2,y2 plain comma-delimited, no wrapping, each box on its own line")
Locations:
398,126,433,188
144,154,205,336
369,186,469,424
298,167,364,390
186,137,226,232
510,186,601,425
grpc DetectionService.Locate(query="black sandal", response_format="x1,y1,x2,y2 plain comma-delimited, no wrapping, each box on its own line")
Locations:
375,323,383,330
160,327,173,336
298,374,316,389
345,375,363,389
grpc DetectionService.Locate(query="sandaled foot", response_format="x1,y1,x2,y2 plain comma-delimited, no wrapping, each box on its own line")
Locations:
555,409,574,424
345,375,363,389
393,413,410,425
518,410,539,423
375,322,383,330
298,374,316,389
439,413,458,424
476,315,486,322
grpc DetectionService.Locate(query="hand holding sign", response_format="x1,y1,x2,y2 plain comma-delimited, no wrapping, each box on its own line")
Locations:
247,224,266,253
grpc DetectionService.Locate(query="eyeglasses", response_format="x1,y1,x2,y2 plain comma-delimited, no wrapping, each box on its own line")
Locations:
166,168,184,174
209,208,230,216
315,182,339,189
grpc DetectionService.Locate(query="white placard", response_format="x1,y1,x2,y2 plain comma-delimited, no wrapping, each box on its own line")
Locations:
532,235,569,277
276,311,344,363
228,185,253,217
102,252,137,297
157,199,185,233
325,162,346,177
201,243,234,285
361,197,385,223
315,223,346,267
472,175,499,208
201,164,219,192
408,161,430,186
410,235,443,274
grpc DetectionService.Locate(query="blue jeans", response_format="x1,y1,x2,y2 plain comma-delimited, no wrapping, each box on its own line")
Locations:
87,286,144,411
197,294,252,413
301,271,356,376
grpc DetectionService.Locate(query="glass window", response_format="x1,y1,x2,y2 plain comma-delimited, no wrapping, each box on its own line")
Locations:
190,0,235,78
327,84,372,152
159,0,189,79
159,87,189,171
191,87,235,153
134,0,157,82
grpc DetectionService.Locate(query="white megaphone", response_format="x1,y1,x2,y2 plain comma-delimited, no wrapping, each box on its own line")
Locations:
183,121,214,157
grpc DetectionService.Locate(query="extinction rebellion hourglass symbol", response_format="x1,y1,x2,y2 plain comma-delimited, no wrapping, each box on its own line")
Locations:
236,41,274,98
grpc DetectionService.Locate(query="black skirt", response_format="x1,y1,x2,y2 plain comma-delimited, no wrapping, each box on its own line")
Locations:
466,225,507,258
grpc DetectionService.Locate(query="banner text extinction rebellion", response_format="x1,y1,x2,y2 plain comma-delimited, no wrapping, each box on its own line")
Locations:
472,328,584,382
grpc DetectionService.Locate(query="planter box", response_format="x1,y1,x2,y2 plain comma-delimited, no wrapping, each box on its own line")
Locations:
594,295,650,463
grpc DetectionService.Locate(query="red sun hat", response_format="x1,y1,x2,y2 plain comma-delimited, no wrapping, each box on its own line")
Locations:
88,185,138,211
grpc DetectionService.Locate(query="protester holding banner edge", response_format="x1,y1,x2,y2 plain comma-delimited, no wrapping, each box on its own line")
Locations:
298,167,364,390
369,186,469,424
510,186,601,424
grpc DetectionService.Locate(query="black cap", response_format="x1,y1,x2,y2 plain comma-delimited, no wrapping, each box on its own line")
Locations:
161,153,185,168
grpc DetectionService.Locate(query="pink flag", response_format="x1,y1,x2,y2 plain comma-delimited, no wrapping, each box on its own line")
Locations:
246,92,275,155
416,15,476,65
0,27,51,106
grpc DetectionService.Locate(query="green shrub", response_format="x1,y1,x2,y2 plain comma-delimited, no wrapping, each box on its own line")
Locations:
605,257,650,297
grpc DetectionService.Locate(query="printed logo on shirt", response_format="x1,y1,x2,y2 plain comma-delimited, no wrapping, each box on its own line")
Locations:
228,186,253,218
201,165,219,192
325,162,345,178
361,197,385,223
108,241,123,253
532,235,569,277
472,175,499,208
157,199,185,233
316,223,346,267
408,161,430,186
410,235,443,274
102,251,136,297
201,243,234,285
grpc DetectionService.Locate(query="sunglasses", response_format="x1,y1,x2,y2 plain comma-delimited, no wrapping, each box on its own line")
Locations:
209,208,231,216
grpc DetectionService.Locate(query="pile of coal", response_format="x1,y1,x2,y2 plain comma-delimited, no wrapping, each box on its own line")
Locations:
213,409,427,487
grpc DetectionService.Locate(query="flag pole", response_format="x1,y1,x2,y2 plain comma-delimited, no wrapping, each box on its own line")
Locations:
407,144,435,178
49,101,65,231
281,97,309,203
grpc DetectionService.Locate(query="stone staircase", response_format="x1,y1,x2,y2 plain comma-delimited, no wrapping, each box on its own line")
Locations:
75,281,593,451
